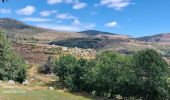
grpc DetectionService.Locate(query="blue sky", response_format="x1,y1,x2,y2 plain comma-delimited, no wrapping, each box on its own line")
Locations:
0,0,170,37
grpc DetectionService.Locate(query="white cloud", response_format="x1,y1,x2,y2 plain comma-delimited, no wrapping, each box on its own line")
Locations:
72,19,80,25
0,9,11,14
22,17,53,22
40,10,57,17
56,13,80,25
47,0,63,5
73,2,87,9
105,21,117,28
37,23,95,32
16,5,35,16
47,0,87,9
100,0,131,10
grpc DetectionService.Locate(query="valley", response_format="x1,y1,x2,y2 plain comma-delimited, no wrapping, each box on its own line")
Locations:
1,18,170,100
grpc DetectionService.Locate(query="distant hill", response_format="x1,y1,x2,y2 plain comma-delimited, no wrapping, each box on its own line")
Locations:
0,18,34,29
0,18,138,50
137,33,170,42
78,30,117,36
0,18,83,43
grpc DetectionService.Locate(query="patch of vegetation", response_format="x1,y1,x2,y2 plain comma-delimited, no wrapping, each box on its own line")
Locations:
49,37,128,50
49,37,104,49
53,49,170,99
0,31,27,83
78,30,116,36
44,47,62,54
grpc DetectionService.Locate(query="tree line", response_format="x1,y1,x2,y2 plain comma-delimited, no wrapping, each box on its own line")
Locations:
51,49,170,100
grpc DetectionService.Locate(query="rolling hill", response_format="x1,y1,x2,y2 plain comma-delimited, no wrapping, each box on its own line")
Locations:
137,33,170,42
0,18,83,43
0,18,133,48
1,18,170,61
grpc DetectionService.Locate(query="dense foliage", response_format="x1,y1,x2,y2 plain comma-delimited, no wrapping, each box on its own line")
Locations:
0,32,27,83
54,49,170,99
132,49,170,100
49,37,104,49
49,37,129,49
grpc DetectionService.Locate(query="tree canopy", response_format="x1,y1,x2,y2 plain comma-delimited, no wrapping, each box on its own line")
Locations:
53,49,170,99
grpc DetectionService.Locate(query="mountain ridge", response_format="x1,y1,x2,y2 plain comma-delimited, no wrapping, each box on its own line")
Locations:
78,30,117,36
1,18,170,45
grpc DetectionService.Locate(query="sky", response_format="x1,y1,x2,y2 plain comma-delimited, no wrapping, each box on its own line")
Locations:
0,0,170,37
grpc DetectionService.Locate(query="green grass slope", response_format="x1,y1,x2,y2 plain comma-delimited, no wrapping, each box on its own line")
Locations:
0,88,93,100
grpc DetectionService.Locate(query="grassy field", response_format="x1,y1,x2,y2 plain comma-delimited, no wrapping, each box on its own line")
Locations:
0,88,94,100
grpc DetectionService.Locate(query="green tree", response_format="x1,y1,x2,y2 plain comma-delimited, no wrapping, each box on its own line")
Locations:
85,51,134,98
133,49,170,100
71,58,90,91
54,55,92,92
0,32,27,83
54,55,77,82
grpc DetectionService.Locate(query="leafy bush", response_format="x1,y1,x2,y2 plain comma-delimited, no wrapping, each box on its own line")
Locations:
0,31,27,83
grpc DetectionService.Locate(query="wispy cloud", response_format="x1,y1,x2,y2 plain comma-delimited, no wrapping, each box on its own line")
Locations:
40,10,57,17
22,17,53,22
72,19,80,25
0,9,11,14
37,23,95,31
100,0,132,10
56,13,75,19
105,21,118,28
16,5,35,16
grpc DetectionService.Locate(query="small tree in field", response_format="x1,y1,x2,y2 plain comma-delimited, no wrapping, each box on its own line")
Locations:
54,55,91,92
133,49,170,100
0,32,27,83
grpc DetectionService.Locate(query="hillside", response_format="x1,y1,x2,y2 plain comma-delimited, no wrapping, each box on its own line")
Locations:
0,18,134,49
137,33,170,43
0,18,83,43
0,18,33,29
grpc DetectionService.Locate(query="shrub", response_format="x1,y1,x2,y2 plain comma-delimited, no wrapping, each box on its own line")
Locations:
39,56,54,74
